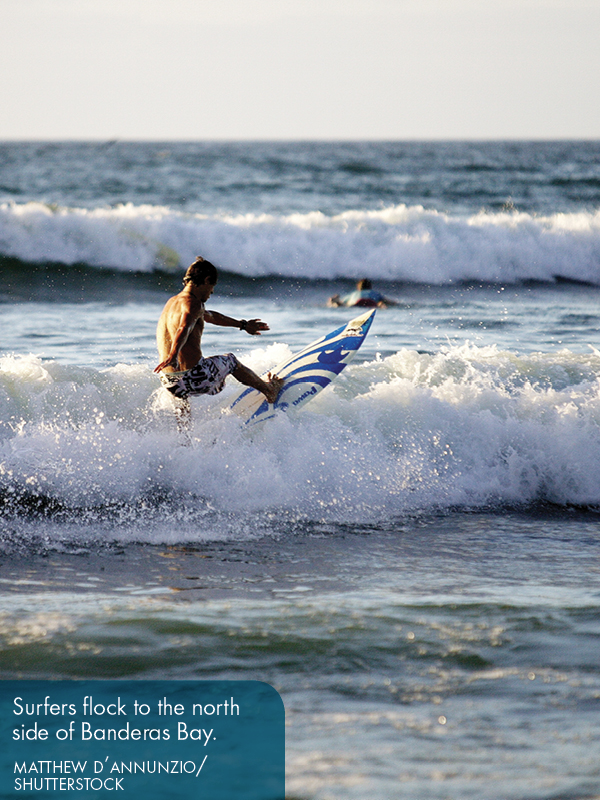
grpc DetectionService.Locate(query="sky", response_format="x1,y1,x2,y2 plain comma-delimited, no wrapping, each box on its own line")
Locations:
1,0,599,140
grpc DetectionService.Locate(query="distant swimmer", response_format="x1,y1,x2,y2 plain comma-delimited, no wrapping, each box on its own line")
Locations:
328,279,398,309
155,256,283,426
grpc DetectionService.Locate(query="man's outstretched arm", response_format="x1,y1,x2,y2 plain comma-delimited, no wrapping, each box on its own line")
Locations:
204,310,269,335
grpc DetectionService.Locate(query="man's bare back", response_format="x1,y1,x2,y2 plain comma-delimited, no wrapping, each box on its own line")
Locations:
155,290,207,373
155,259,283,405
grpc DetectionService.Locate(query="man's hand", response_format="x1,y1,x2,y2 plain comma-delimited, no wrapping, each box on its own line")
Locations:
243,319,270,335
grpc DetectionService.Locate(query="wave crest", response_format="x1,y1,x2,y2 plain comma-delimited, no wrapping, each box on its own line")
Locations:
2,201,600,285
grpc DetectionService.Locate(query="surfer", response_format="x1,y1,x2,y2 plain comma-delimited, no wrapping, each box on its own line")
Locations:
155,257,283,423
328,279,398,309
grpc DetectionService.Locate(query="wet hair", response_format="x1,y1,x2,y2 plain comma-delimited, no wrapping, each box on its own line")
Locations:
183,256,218,287
357,278,372,291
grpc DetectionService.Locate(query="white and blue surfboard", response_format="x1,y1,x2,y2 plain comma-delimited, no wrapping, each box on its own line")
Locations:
226,308,376,427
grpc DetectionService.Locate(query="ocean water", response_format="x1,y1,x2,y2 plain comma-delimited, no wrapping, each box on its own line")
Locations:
1,140,600,799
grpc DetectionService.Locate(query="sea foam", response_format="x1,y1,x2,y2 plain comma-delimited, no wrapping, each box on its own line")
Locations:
2,345,600,546
2,201,600,285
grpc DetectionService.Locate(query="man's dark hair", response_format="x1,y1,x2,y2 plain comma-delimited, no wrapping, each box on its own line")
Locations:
183,256,218,287
357,278,372,291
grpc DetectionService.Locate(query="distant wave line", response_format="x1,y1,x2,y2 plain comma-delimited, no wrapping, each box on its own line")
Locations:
1,201,600,285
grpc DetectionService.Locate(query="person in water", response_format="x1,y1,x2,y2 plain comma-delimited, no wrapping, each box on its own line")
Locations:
328,278,398,309
155,257,283,423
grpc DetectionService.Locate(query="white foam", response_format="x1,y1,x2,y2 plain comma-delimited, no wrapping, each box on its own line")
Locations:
2,201,600,284
2,346,600,543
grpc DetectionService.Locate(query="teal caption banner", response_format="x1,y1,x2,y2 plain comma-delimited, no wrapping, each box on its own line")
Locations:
0,680,284,798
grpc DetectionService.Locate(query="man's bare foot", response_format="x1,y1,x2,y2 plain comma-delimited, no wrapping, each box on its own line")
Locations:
264,373,284,404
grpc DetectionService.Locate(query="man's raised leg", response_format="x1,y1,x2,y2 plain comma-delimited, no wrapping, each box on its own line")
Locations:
233,363,284,404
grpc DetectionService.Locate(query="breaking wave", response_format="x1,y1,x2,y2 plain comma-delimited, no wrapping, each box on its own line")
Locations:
2,342,600,549
2,201,600,285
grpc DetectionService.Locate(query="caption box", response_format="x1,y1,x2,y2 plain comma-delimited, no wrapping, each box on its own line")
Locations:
0,680,284,798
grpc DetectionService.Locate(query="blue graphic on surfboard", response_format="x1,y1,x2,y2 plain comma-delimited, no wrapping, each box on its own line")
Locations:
227,308,376,427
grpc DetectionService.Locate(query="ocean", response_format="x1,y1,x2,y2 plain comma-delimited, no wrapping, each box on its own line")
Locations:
1,140,600,799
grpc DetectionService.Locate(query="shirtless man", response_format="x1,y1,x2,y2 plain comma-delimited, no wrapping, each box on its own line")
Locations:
155,257,283,421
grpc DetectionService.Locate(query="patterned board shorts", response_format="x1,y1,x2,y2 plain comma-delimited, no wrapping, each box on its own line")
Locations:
160,353,239,399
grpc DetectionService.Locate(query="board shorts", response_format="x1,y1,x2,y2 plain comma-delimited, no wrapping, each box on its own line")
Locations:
160,353,239,399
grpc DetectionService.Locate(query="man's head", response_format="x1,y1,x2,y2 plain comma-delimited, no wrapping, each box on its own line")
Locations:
357,278,372,291
183,256,218,288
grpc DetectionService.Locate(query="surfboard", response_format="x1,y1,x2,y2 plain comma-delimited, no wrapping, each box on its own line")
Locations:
226,308,376,427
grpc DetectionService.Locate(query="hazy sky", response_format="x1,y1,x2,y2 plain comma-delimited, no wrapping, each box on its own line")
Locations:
1,0,598,139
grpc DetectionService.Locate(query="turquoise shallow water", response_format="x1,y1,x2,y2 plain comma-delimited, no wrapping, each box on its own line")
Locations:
1,141,600,798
